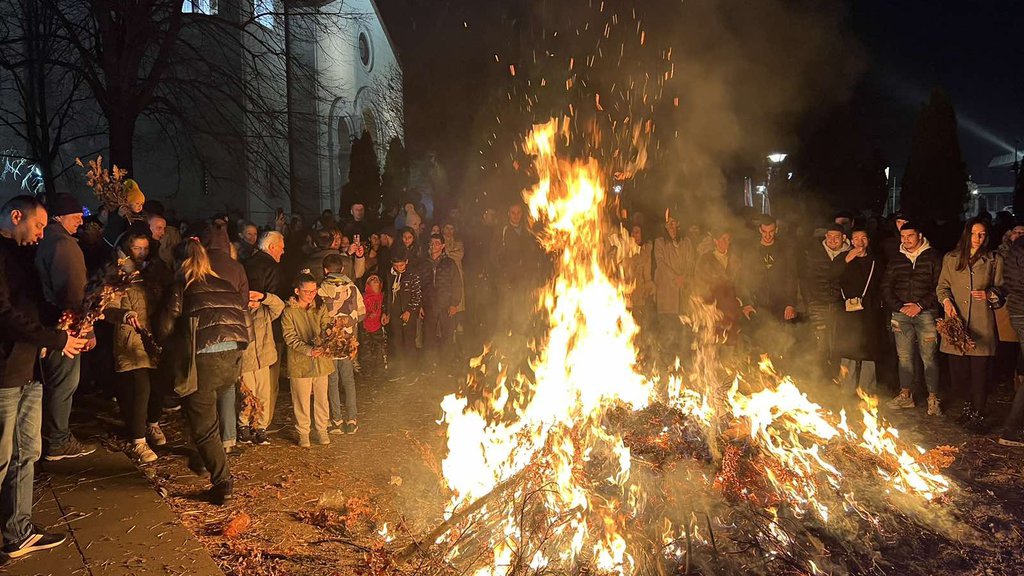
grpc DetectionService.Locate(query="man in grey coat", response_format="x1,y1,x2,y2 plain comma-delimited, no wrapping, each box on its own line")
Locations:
34,194,98,461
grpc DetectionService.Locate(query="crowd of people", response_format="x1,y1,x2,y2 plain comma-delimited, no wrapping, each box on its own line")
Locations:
2,179,1024,561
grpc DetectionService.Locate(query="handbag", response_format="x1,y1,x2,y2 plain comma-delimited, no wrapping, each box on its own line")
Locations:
842,261,874,313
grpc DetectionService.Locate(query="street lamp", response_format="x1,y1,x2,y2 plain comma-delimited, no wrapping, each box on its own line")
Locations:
763,152,788,215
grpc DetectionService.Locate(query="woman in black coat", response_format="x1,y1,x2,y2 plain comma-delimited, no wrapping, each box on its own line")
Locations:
835,229,885,393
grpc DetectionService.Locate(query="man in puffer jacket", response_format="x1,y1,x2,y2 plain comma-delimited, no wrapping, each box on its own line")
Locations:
422,234,463,375
801,224,850,381
318,254,365,435
880,221,942,411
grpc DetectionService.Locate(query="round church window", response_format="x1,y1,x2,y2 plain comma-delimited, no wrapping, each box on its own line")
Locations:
358,32,372,70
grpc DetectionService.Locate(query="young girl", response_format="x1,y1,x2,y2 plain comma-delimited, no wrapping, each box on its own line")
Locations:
360,273,386,378
281,273,335,447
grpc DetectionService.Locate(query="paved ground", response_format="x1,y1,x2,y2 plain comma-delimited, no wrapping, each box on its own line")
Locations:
4,450,221,576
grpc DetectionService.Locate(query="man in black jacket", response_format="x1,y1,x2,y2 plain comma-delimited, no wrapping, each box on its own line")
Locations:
802,224,850,381
384,247,422,377
880,221,943,413
0,195,88,558
423,234,464,374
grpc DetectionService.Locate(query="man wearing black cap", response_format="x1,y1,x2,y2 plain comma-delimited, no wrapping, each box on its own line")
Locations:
34,194,98,461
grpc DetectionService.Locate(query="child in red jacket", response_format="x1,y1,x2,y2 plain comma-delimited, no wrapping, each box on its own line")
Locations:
360,273,386,378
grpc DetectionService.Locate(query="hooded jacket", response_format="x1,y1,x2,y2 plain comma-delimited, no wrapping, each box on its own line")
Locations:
280,298,335,378
385,265,422,317
318,273,365,335
881,237,943,313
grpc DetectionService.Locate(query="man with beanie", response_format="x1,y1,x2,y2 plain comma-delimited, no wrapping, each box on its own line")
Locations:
0,195,89,559
35,194,98,460
102,178,145,251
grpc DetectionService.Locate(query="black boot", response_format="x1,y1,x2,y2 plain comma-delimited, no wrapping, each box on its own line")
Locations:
209,478,234,506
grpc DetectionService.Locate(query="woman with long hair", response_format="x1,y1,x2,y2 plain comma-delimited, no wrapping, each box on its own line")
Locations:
161,238,249,504
937,217,1004,432
104,233,169,463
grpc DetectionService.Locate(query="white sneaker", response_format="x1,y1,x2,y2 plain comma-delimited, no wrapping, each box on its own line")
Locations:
129,442,158,464
146,423,167,446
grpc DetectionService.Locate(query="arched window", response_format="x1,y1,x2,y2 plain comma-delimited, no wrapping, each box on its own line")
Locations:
182,0,218,14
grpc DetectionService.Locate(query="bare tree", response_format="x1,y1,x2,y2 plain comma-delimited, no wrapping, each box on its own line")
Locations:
0,0,100,199
28,0,375,214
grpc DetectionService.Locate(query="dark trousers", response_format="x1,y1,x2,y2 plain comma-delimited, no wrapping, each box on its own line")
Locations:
806,302,839,382
948,355,992,413
1003,317,1024,436
182,350,241,486
424,306,456,370
389,316,417,373
359,329,386,377
117,368,162,440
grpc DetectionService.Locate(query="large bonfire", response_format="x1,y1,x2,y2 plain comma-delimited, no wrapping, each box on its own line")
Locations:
389,118,971,576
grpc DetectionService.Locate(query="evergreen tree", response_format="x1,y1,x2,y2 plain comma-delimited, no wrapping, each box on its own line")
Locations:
900,89,968,222
380,136,410,212
342,131,380,207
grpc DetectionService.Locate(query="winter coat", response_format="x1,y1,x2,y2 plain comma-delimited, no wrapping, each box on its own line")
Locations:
204,224,248,301
738,241,797,319
241,292,285,373
653,235,694,315
245,250,284,297
444,239,466,311
280,299,335,378
385,265,422,318
1002,236,1024,318
423,254,463,313
880,239,943,313
491,223,543,289
834,253,884,361
34,222,87,325
694,249,742,331
936,251,1004,356
318,273,365,335
625,242,654,306
161,275,250,353
105,262,166,372
802,240,850,305
363,289,384,333
0,237,68,388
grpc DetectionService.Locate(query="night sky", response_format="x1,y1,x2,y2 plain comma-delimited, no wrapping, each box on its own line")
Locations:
377,0,1023,188
849,0,1023,183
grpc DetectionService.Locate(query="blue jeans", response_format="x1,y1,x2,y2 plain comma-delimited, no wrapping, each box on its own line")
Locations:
217,383,236,446
892,311,940,394
0,382,43,544
327,359,356,423
40,352,81,450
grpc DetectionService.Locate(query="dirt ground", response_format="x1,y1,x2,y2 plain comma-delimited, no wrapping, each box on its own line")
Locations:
85,368,1024,576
